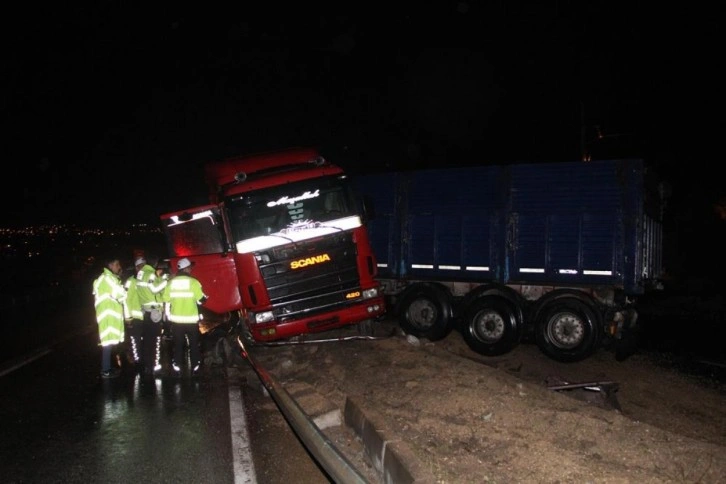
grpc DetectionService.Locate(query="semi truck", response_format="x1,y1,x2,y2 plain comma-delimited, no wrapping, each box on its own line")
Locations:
351,158,665,362
159,147,385,344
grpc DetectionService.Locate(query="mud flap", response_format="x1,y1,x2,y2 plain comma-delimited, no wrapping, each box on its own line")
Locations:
614,308,639,362
614,326,639,362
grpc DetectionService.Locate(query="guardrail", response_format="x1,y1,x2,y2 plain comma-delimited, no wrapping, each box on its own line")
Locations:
236,335,370,484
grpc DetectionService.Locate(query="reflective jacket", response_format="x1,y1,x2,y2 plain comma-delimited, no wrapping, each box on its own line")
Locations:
162,274,207,324
92,267,126,346
149,272,169,298
135,264,163,311
124,277,143,320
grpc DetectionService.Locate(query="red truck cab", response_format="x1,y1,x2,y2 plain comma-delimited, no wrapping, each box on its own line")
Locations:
160,148,385,341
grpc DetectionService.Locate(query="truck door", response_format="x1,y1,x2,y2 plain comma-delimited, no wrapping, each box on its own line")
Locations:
160,205,242,314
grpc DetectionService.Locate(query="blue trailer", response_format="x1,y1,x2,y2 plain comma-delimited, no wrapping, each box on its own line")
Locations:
352,158,665,362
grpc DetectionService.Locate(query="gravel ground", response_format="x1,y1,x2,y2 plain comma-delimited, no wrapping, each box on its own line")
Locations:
246,319,726,483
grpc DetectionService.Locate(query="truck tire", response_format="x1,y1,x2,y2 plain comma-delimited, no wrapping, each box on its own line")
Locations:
460,297,521,356
397,284,453,341
535,299,601,362
204,327,228,366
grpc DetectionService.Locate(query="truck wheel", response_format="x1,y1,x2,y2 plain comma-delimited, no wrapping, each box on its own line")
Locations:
460,297,521,356
535,299,601,362
214,337,229,365
397,285,453,341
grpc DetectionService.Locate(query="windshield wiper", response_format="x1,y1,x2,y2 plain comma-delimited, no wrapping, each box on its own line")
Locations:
266,233,295,243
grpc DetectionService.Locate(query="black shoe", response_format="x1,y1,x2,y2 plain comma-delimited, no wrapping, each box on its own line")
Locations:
101,369,120,379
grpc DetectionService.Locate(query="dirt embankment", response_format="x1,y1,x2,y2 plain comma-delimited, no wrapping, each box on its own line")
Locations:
248,321,726,483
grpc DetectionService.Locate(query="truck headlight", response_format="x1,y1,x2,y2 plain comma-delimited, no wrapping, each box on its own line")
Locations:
362,287,379,299
254,311,274,324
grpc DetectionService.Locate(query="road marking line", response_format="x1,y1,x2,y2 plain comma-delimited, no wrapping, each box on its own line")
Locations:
0,348,52,377
228,368,257,484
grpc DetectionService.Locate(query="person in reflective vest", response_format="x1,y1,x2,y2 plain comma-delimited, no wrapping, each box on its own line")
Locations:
134,257,166,376
92,256,127,379
154,260,172,342
123,272,143,369
163,257,207,377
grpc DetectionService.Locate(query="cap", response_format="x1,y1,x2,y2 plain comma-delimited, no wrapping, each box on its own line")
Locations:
134,257,146,266
177,258,193,270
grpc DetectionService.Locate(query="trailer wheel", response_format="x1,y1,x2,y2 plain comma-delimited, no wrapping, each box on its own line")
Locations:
460,297,521,356
397,285,453,341
535,299,601,362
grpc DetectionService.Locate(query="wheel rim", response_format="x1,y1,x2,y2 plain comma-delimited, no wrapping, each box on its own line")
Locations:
547,312,585,349
471,309,505,343
406,298,438,330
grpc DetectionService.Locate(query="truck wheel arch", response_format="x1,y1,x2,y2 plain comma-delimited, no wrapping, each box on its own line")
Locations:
395,282,454,341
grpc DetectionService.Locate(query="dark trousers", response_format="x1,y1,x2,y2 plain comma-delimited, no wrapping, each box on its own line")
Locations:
141,314,162,369
127,320,144,364
172,322,200,368
101,345,113,372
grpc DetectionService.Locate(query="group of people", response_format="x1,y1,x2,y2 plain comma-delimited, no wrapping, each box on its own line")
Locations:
91,254,207,379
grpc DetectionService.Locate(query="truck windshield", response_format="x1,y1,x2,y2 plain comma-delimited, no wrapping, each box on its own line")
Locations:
226,175,361,253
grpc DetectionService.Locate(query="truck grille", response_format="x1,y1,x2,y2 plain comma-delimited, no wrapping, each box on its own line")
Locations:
257,232,361,322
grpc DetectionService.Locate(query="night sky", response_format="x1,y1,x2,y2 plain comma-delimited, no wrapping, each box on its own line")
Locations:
2,3,721,231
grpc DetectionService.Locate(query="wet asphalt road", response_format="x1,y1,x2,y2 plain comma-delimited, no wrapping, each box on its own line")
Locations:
0,302,334,484
0,328,236,483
